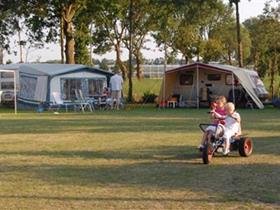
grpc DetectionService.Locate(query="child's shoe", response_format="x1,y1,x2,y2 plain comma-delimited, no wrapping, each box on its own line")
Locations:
223,148,230,155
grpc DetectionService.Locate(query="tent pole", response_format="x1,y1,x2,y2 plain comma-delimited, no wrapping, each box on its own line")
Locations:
196,64,199,108
14,71,17,114
162,42,167,109
232,72,235,104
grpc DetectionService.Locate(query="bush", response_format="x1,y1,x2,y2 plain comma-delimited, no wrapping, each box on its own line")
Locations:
142,91,157,103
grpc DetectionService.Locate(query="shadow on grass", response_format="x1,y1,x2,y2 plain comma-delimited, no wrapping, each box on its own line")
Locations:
1,162,279,205
250,136,280,156
0,146,279,205
0,146,199,161
0,118,199,134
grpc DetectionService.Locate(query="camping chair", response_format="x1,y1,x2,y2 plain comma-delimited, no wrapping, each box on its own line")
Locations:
50,92,76,112
74,89,93,112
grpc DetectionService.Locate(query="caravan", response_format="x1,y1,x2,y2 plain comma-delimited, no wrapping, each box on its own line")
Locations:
158,63,268,109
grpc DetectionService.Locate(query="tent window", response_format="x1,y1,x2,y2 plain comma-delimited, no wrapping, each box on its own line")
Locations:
61,79,82,100
207,74,221,81
20,75,37,99
88,79,105,96
226,74,239,85
0,72,14,78
1,82,14,89
180,74,193,86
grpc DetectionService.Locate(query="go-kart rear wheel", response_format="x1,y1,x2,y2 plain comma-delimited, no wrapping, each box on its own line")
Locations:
202,143,214,164
238,137,253,157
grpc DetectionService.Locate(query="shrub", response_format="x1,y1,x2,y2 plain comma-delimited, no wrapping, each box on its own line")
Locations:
142,91,157,103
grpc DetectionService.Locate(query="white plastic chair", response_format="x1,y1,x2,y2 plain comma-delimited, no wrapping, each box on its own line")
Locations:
74,89,93,112
50,92,73,112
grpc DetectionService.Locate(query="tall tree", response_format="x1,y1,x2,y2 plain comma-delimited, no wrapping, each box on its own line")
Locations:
91,0,129,79
20,0,85,64
229,0,243,67
123,0,157,80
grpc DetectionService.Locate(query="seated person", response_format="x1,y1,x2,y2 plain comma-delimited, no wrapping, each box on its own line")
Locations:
198,96,227,150
222,102,241,155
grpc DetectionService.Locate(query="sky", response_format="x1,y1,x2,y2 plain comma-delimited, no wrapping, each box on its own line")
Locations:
3,0,277,64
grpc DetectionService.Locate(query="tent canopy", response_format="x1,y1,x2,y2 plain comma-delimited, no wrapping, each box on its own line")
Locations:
159,63,266,109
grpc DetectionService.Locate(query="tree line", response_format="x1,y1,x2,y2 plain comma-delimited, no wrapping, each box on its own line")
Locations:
1,0,280,97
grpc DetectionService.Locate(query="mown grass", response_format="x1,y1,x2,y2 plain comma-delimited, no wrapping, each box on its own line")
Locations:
0,107,279,209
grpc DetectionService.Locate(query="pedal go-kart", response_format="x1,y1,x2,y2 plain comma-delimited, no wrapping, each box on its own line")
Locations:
199,123,253,164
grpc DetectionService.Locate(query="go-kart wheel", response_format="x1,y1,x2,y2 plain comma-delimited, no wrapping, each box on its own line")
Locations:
238,137,253,157
202,143,214,164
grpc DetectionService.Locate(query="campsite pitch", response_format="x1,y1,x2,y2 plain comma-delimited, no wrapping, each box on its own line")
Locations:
0,108,279,209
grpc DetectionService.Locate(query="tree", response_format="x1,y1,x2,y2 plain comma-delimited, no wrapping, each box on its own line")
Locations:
244,3,280,97
19,0,85,64
229,0,243,67
123,0,156,80
0,0,26,63
91,0,129,79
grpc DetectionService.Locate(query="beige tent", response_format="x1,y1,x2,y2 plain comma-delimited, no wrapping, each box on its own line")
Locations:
158,63,268,109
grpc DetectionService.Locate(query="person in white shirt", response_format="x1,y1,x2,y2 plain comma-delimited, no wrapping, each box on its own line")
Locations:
110,72,123,110
222,102,241,155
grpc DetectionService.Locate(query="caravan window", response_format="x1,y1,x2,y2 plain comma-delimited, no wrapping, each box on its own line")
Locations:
180,74,193,85
207,74,221,81
1,82,14,89
226,74,240,85
0,72,14,78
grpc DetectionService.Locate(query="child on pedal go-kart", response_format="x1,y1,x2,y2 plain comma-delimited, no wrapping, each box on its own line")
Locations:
207,102,241,155
222,102,241,155
197,96,227,150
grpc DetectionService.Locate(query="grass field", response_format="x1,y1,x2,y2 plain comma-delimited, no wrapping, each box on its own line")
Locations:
0,107,279,209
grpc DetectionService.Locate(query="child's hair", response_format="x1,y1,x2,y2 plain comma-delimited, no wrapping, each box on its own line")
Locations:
225,102,235,113
218,96,227,105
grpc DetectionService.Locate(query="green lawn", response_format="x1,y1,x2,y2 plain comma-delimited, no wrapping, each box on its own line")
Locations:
0,107,279,209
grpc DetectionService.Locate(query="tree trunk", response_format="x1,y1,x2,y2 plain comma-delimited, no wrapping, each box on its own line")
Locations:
0,48,3,64
254,52,260,72
135,50,142,80
227,48,232,65
64,20,75,64
269,56,275,97
185,56,189,64
62,3,81,64
235,2,243,67
115,43,127,80
18,30,23,63
60,13,65,64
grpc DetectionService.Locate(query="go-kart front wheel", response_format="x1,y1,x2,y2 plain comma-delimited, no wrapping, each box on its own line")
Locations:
238,137,253,157
202,143,214,164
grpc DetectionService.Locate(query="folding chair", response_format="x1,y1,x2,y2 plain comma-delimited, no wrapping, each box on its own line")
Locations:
74,89,93,112
50,92,75,112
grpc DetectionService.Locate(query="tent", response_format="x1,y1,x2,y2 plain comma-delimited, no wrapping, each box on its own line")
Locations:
158,63,268,109
0,64,113,109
